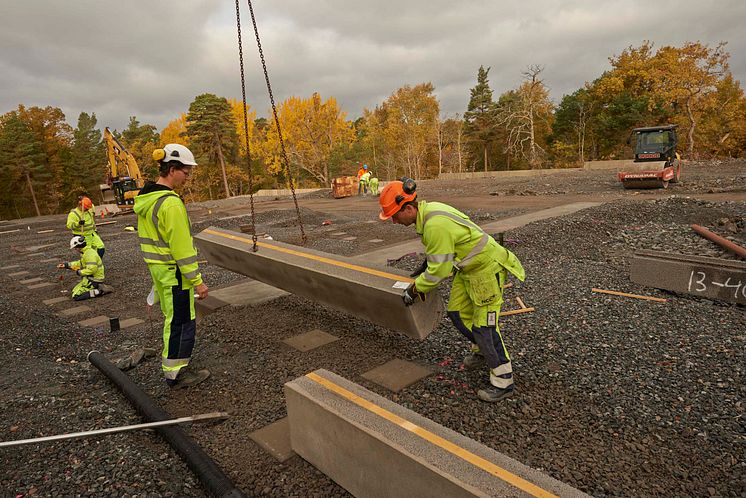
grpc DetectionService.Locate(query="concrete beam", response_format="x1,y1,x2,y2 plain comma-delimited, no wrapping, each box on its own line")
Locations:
285,369,590,498
630,250,746,305
195,227,442,340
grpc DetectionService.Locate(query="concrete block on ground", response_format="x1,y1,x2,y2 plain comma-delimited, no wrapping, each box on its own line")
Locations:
286,369,590,498
195,227,443,340
210,279,290,306
8,271,29,277
25,243,56,252
119,318,144,329
29,282,54,289
59,305,91,316
362,358,432,392
248,417,295,462
631,250,746,305
283,329,340,352
20,277,43,284
43,296,69,305
195,295,230,321
78,315,110,327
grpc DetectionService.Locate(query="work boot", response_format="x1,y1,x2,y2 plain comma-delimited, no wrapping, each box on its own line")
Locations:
462,344,485,370
168,369,211,389
477,385,514,403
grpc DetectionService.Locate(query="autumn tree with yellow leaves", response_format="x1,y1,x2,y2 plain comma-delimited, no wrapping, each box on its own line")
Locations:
263,93,353,186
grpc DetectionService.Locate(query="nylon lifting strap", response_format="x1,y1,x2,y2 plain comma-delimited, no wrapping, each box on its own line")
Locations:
235,0,307,246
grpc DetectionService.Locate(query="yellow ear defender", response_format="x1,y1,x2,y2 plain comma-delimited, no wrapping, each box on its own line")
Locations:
152,148,166,161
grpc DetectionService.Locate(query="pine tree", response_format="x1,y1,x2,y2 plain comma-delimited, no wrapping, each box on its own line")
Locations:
464,66,499,171
186,93,238,198
0,112,48,217
64,112,105,204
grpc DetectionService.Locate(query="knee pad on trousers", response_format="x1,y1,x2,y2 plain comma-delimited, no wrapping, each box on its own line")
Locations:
447,311,476,343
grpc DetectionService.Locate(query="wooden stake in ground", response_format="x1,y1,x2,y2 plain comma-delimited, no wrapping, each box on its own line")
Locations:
499,296,535,317
0,412,229,448
591,288,667,303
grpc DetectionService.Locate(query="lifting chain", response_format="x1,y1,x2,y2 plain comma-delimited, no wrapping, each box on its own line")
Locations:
238,0,307,245
234,0,258,251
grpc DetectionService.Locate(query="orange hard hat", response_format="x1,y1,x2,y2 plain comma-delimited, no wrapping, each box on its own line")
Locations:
80,196,93,210
378,179,417,220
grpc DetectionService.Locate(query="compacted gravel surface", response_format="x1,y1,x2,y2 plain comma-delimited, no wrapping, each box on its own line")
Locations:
1,161,744,497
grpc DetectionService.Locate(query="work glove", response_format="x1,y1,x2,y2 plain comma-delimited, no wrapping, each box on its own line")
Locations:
409,259,428,277
402,283,425,307
78,220,85,226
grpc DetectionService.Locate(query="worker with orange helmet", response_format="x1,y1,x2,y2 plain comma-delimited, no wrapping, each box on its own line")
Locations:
357,164,369,195
66,195,105,258
379,178,525,402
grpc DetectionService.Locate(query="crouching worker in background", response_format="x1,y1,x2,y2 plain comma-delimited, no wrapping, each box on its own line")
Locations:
58,236,113,301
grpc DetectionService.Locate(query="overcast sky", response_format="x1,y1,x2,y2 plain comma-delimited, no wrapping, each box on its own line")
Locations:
2,1,745,132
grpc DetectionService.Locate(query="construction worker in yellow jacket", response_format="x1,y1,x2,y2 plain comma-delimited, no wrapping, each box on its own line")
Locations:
379,178,525,402
66,196,105,258
133,144,209,389
58,236,112,300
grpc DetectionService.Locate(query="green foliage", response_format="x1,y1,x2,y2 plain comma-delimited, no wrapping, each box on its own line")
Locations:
186,93,238,198
0,112,48,217
464,66,499,171
63,112,105,205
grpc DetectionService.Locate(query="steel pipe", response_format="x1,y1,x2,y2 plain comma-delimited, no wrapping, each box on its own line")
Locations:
691,224,746,260
87,351,245,498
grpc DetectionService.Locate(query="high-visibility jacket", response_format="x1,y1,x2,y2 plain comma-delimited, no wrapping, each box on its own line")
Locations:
68,246,104,282
357,167,366,179
133,184,202,288
66,207,104,250
413,201,525,294
360,172,371,183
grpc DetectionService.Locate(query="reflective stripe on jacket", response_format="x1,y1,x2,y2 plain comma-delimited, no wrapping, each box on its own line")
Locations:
67,208,104,250
69,246,104,282
413,200,525,293
133,189,202,288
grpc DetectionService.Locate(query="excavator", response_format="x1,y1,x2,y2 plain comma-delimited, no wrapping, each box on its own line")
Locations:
617,124,682,189
100,127,144,209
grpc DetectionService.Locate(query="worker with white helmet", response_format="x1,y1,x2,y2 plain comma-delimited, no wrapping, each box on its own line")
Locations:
134,144,209,389
57,235,112,300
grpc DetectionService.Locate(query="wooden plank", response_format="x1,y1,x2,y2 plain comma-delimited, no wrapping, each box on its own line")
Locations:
591,288,668,303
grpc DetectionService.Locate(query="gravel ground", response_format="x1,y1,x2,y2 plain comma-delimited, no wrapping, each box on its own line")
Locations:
1,160,745,497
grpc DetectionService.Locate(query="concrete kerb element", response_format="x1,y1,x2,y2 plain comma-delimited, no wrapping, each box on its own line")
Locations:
286,369,590,498
195,227,443,340
439,168,582,180
630,250,746,305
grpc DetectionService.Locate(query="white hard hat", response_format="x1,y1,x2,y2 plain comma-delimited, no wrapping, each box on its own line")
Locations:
70,235,86,250
161,144,197,166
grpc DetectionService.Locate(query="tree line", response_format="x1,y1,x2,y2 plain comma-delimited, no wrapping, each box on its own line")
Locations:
1,40,744,219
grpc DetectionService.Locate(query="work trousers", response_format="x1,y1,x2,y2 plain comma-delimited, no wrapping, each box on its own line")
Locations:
446,270,513,389
149,264,196,380
72,277,102,301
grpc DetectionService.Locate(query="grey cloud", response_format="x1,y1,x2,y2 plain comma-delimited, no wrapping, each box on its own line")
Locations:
1,1,744,131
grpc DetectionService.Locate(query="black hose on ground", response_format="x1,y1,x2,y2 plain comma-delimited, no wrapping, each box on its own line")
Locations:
87,351,245,498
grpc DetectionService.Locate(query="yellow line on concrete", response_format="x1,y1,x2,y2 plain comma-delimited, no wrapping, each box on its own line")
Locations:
204,229,414,283
306,372,558,498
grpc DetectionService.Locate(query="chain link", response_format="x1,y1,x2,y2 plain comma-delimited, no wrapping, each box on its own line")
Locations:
234,0,258,251
245,0,307,244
